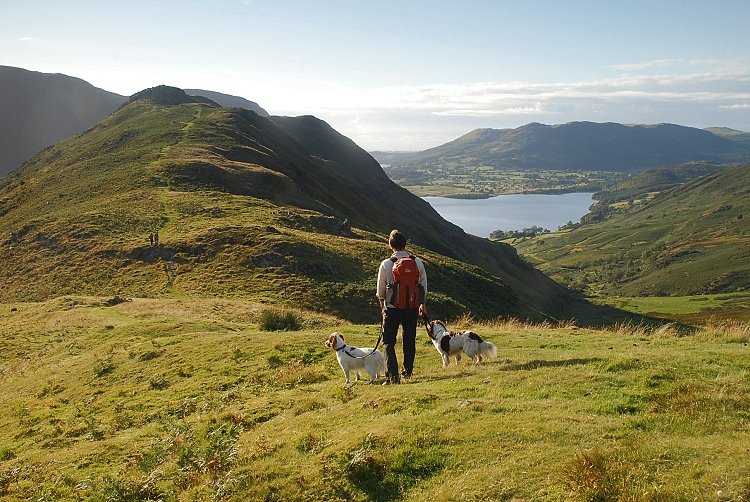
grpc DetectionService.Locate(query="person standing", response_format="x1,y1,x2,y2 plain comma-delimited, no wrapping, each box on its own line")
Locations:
376,229,427,384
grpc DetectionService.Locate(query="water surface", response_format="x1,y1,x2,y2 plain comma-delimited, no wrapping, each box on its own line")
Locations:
423,192,595,237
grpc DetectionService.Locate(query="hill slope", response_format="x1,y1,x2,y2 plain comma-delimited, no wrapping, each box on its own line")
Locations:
0,66,127,176
379,122,750,176
1,298,748,500
706,127,750,147
514,164,750,297
0,86,601,322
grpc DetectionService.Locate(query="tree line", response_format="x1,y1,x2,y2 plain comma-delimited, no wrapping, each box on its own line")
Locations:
489,225,551,240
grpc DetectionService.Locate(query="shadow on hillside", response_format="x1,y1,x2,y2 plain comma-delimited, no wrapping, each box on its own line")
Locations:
415,357,602,383
500,358,602,371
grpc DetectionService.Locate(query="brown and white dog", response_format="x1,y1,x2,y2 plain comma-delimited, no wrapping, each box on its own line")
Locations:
325,332,386,385
425,320,497,367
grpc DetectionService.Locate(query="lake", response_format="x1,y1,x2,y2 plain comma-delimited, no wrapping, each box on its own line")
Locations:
423,192,595,238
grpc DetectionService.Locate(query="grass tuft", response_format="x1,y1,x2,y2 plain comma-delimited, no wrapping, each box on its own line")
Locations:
92,358,115,378
340,434,445,502
696,319,750,343
564,446,680,501
258,308,302,331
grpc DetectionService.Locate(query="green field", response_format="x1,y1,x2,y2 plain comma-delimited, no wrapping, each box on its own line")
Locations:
593,292,750,323
384,166,619,197
2,297,749,501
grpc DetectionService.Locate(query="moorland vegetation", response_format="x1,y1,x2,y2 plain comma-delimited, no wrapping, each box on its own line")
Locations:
1,81,749,501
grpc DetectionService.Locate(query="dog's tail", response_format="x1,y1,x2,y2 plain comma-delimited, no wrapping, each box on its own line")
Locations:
479,342,497,360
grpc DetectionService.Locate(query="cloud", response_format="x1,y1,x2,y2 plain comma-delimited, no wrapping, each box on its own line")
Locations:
262,58,750,150
606,58,732,72
432,104,546,117
291,63,750,119
18,37,39,42
608,59,686,71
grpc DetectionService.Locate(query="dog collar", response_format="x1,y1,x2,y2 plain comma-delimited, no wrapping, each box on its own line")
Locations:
338,345,359,359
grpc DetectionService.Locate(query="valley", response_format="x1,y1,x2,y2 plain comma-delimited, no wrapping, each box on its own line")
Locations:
1,68,749,502
512,163,750,300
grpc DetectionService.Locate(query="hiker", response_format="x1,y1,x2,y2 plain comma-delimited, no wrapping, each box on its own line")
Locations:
154,231,159,246
376,229,427,384
149,232,154,246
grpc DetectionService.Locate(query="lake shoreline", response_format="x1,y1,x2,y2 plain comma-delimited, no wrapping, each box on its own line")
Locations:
424,192,597,237
441,187,602,200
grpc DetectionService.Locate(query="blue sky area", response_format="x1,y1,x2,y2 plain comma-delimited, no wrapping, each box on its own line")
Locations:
2,0,749,150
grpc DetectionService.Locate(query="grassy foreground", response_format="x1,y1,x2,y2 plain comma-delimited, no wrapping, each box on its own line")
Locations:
1,298,749,501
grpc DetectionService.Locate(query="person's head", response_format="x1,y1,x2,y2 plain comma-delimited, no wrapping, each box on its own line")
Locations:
388,229,407,251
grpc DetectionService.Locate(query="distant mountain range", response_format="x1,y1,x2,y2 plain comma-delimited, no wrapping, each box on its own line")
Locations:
184,89,268,117
0,66,271,176
0,85,604,322
375,122,750,175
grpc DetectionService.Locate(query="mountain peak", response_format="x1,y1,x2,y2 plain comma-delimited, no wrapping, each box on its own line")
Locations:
127,85,219,106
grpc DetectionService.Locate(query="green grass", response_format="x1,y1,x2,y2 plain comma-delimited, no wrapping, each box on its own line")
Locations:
514,164,750,298
1,297,749,500
0,97,553,323
593,292,750,323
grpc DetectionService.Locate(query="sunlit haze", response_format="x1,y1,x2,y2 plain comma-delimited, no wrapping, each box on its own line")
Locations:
2,0,749,150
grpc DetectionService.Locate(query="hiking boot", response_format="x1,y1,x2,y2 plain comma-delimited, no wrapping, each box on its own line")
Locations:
400,369,412,380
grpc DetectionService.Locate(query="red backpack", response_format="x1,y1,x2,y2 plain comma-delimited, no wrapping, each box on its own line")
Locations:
389,255,423,309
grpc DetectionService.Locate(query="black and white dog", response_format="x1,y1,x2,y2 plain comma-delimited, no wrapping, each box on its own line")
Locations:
425,319,497,367
325,332,386,385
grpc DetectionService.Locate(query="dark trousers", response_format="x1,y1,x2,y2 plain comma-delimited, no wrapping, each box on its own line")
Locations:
382,307,418,378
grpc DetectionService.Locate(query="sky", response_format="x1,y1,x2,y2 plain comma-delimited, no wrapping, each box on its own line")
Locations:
2,0,749,151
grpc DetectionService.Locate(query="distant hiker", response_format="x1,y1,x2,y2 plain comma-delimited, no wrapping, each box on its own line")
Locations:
149,232,154,246
376,229,427,384
154,231,159,246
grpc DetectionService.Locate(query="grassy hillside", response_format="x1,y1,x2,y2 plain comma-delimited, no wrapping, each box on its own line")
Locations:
514,164,750,298
1,86,599,323
1,297,748,500
579,162,730,224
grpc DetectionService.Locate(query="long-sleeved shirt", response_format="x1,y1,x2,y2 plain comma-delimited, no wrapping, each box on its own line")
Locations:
376,250,427,308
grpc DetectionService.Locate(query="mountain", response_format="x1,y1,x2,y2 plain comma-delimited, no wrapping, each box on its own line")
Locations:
0,66,127,176
0,66,273,177
0,86,607,323
184,88,269,116
514,163,750,297
377,122,750,175
705,127,750,148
